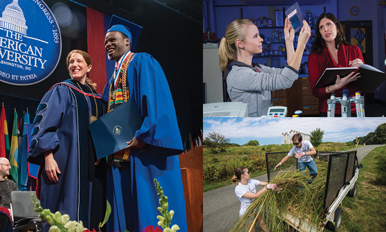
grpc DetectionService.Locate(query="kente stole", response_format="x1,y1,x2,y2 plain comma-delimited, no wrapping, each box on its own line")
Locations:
108,52,135,111
108,52,135,160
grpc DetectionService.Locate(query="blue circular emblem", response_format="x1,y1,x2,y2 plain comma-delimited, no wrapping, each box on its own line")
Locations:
0,0,61,85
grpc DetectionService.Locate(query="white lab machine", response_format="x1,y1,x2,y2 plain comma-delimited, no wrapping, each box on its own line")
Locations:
203,102,248,117
266,106,288,117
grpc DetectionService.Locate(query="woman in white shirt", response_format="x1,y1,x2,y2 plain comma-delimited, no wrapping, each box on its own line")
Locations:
232,166,278,232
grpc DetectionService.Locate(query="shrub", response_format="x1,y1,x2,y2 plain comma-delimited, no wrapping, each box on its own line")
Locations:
203,154,268,183
310,128,324,147
376,147,386,185
203,164,220,182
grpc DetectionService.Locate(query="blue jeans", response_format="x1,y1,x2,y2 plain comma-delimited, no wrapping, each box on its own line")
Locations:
298,160,318,183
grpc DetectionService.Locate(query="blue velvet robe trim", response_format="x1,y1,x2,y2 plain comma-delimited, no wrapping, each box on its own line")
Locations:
27,83,80,222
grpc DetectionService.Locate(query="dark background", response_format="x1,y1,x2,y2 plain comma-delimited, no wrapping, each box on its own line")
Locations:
0,0,203,146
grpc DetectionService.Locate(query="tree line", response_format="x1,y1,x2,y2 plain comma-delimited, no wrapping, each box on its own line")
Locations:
347,122,386,145
204,123,386,154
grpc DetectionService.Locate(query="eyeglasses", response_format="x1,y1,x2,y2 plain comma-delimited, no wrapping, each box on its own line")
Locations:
293,142,300,145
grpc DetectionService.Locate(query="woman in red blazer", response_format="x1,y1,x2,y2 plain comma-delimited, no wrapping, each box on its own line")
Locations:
308,13,363,116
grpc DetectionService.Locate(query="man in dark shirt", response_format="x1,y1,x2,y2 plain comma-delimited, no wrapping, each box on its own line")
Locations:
0,157,18,232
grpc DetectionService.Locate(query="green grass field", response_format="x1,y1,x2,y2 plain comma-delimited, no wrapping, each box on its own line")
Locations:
325,146,386,232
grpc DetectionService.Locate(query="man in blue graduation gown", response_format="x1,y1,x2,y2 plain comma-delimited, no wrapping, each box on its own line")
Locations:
102,24,188,232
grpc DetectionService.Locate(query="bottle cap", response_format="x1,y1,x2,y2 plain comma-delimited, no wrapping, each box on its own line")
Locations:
294,110,303,115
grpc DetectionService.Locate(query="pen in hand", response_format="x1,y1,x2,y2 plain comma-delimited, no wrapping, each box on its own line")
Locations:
348,58,363,67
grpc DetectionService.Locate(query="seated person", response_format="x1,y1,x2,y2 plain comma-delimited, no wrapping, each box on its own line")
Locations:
0,158,18,232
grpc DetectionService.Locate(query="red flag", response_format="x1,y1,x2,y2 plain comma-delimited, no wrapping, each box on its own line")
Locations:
0,104,10,158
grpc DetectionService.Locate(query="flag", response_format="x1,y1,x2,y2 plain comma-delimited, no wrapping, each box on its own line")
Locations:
19,110,30,190
9,110,19,184
0,104,10,158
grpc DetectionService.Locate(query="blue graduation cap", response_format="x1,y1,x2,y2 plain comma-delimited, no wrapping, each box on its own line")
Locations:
107,15,143,51
104,15,143,82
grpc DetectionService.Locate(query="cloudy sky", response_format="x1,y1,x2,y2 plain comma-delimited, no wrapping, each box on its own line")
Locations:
203,117,386,145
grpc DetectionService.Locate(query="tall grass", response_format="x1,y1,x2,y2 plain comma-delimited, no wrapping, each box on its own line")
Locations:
230,160,329,232
203,143,357,192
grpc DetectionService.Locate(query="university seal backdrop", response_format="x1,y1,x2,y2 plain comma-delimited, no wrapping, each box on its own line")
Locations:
0,0,61,85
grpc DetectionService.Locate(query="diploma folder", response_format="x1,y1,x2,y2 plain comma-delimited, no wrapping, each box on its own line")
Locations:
89,99,143,159
314,64,386,93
